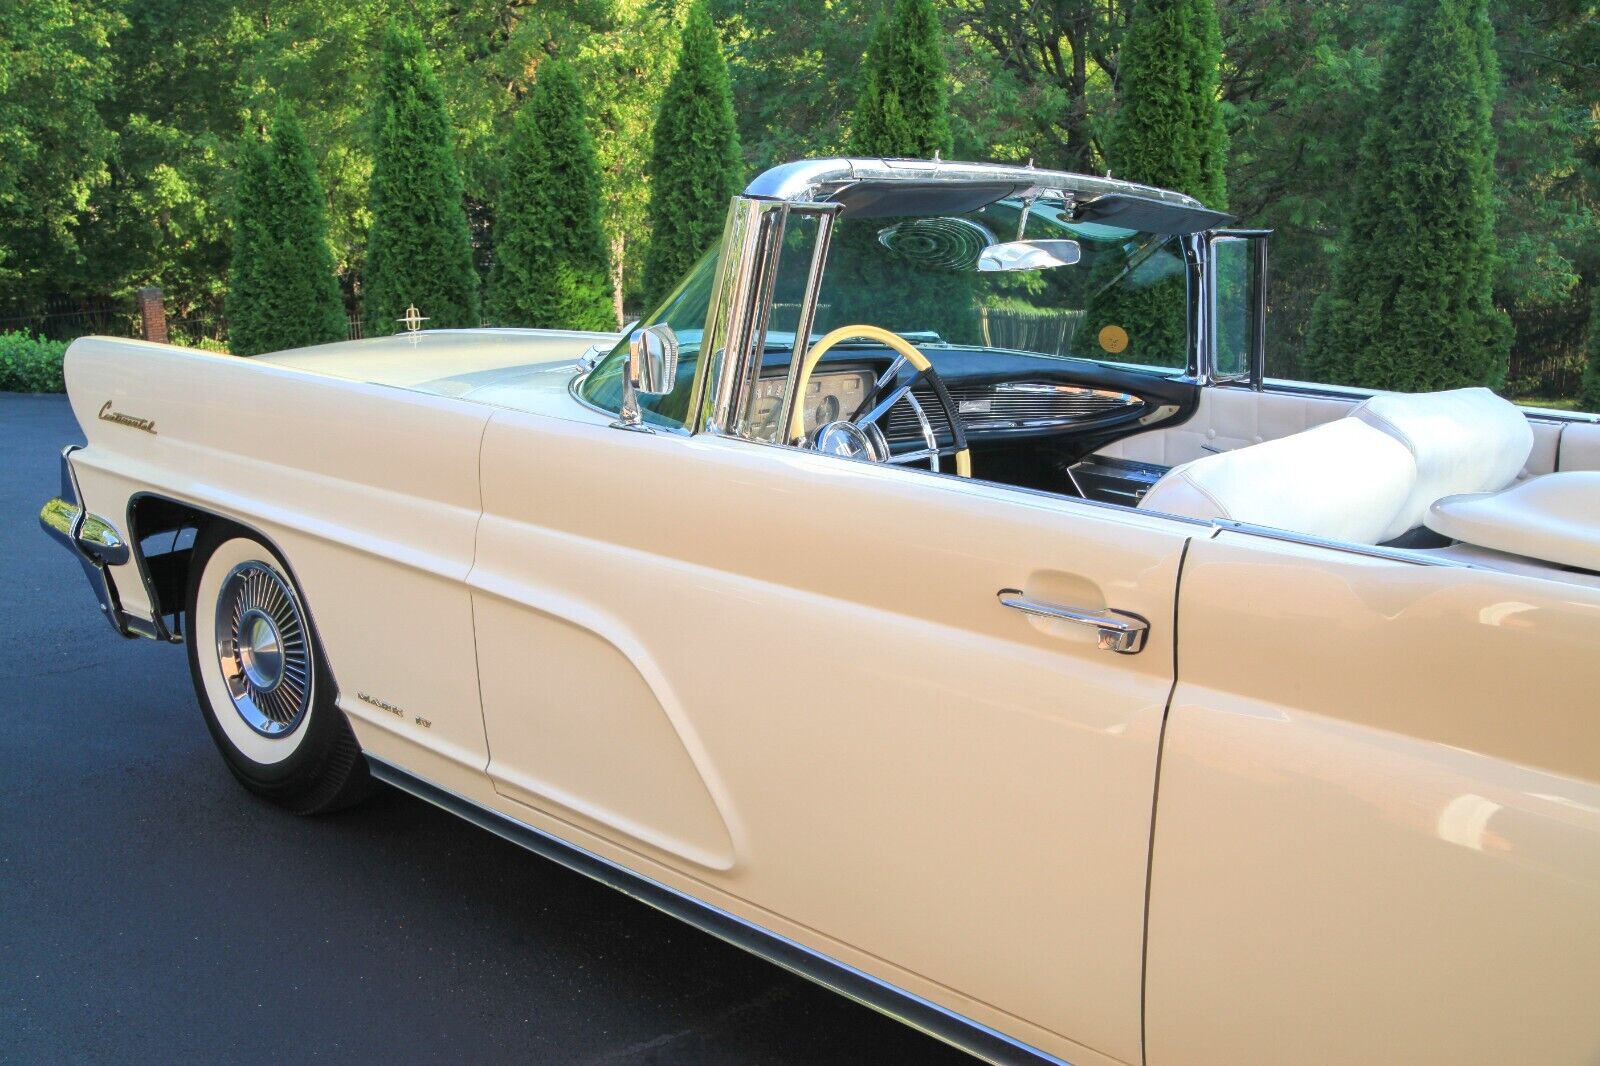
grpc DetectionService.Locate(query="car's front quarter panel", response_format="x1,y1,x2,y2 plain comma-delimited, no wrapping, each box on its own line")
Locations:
1147,530,1600,1065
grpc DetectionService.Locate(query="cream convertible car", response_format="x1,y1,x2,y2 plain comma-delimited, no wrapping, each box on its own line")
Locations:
42,159,1600,1065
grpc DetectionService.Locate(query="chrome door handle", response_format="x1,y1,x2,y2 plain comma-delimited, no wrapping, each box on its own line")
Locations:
996,589,1150,654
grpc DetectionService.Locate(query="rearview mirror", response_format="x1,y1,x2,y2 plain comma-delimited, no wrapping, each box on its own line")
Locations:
977,239,1082,273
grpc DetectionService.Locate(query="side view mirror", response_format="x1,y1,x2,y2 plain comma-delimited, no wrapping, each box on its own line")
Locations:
977,239,1082,273
615,323,680,431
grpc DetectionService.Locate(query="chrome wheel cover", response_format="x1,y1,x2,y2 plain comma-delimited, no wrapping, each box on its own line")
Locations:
215,561,311,737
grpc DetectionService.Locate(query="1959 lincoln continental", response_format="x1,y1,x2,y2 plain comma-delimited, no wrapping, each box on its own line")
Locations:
40,158,1600,1065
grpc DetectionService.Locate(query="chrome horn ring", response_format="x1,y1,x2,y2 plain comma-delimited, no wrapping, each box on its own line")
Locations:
215,561,312,737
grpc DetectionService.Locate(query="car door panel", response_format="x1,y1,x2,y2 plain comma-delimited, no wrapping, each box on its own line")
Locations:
472,407,1189,1063
1146,531,1600,1065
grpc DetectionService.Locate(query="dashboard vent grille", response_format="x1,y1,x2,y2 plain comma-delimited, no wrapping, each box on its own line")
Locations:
885,382,1141,442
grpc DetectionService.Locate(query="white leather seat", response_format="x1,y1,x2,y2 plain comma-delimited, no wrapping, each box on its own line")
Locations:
1350,387,1533,541
1138,418,1418,545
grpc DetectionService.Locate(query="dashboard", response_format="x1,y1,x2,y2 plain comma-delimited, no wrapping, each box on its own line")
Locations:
750,345,1199,465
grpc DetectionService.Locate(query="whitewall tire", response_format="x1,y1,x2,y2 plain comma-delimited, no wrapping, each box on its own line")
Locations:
186,527,370,813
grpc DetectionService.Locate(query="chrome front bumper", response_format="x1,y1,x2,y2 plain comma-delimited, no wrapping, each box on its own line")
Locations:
39,445,147,639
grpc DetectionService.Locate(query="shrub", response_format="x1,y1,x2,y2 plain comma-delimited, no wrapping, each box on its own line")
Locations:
0,331,68,393
1582,285,1600,414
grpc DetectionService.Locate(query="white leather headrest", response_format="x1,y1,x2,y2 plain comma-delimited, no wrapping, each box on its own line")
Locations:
1351,387,1533,540
1139,418,1418,545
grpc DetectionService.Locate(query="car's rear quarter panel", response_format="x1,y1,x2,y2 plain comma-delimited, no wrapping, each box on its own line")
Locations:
1148,530,1600,1065
64,337,493,776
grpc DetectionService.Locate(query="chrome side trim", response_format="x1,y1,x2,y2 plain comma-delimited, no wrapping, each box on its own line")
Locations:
1210,520,1465,567
365,756,1071,1066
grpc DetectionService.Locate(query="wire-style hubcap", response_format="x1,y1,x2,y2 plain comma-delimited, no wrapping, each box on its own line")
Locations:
215,562,311,737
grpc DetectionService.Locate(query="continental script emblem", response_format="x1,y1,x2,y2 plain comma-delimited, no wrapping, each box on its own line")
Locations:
98,401,157,434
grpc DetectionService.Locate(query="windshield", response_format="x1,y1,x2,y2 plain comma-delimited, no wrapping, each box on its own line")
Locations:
796,197,1191,372
579,245,720,430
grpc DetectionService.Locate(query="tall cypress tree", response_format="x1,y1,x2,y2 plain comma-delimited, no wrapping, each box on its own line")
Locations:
226,101,347,357
835,0,970,343
489,61,613,330
1079,0,1227,369
364,21,479,332
641,2,741,310
1305,0,1509,391
849,0,953,158
1107,0,1228,207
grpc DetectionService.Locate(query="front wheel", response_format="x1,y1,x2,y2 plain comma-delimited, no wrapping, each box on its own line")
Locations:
186,527,370,814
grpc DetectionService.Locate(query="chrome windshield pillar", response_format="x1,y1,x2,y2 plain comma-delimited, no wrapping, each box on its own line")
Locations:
697,197,839,438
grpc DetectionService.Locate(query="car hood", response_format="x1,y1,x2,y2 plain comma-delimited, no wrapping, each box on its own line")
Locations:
255,328,621,395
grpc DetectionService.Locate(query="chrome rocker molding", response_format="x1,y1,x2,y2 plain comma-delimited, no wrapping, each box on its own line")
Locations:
38,445,165,641
366,756,1070,1066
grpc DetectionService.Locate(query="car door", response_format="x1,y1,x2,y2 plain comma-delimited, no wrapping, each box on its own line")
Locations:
469,406,1190,1064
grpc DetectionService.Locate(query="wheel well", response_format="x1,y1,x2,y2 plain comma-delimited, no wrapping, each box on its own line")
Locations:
126,495,243,640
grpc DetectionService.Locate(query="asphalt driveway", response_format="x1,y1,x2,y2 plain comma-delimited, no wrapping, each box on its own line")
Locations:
0,392,975,1064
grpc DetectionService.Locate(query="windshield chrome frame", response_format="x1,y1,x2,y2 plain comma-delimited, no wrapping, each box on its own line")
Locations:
697,161,1217,438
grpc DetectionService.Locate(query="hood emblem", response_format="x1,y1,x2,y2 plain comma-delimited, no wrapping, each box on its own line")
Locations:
98,401,157,434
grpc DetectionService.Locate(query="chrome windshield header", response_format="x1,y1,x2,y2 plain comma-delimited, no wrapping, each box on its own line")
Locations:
743,157,1223,230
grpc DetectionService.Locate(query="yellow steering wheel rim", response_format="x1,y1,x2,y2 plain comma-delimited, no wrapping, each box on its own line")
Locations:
787,324,972,478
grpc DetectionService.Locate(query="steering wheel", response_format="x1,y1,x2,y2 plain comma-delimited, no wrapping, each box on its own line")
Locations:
787,325,972,478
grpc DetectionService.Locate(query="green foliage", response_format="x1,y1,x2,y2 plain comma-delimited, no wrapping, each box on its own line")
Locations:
1305,0,1511,391
364,20,479,332
0,331,68,392
1582,286,1600,414
1109,0,1228,207
850,0,954,157
0,0,122,300
226,101,347,357
642,2,742,309
489,62,614,330
1082,0,1228,367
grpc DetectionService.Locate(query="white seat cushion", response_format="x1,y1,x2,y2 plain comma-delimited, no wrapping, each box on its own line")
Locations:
1138,418,1418,545
1350,387,1533,541
1426,471,1600,573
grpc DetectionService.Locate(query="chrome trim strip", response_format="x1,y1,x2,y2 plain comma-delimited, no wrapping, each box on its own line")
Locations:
365,756,1071,1066
1209,520,1465,567
744,157,1208,215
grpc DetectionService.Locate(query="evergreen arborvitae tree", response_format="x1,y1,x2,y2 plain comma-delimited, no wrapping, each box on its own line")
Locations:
1305,0,1510,391
1581,285,1600,413
641,2,741,310
364,21,479,331
226,101,347,357
1081,0,1227,369
834,0,972,343
1108,0,1228,207
490,61,613,330
849,0,952,159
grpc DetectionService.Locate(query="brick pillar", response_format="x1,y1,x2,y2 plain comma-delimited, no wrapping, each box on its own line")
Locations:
137,287,168,343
